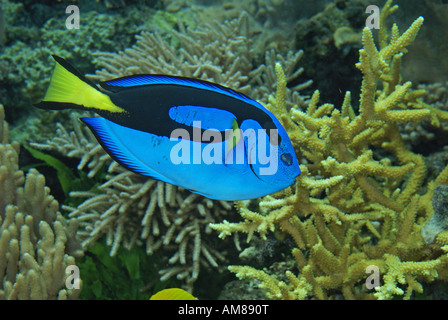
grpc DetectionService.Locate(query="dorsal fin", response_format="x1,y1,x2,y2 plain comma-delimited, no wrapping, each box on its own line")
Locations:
99,74,261,108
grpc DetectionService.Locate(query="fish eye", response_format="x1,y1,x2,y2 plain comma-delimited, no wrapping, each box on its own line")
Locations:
281,153,293,166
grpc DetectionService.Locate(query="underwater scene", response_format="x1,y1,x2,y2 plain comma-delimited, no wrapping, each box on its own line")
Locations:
1,0,448,301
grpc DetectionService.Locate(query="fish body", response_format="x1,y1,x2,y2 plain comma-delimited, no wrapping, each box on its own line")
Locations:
36,55,300,200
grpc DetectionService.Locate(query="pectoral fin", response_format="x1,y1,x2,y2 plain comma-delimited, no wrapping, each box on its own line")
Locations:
223,118,246,166
226,118,241,154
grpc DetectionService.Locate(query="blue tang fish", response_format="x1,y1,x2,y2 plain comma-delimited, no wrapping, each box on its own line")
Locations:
35,55,300,200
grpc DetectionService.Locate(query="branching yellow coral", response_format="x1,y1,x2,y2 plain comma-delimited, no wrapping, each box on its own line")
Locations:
374,254,441,300
211,0,448,300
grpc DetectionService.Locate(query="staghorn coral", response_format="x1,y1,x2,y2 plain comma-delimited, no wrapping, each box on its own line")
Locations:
211,1,448,300
0,104,82,299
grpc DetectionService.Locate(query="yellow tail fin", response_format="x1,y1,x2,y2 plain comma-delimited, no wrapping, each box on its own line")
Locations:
36,55,124,113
